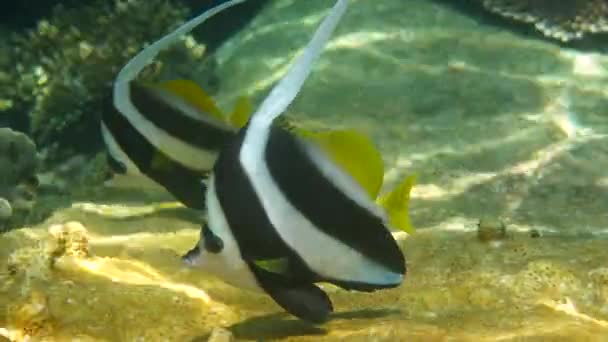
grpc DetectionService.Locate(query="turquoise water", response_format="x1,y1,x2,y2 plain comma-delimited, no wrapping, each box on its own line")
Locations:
1,0,607,340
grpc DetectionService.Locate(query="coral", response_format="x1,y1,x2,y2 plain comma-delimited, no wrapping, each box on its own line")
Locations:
479,0,608,41
5,221,91,293
0,198,11,220
0,128,38,193
0,0,217,163
47,221,91,261
0,128,39,232
37,152,112,197
589,267,608,314
5,221,91,292
6,289,54,341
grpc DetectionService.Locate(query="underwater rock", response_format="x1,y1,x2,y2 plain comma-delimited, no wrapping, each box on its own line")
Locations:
478,0,608,41
47,221,91,262
477,217,508,242
37,153,110,196
207,327,234,342
0,128,39,232
0,198,606,340
0,128,38,192
40,155,89,191
5,221,91,287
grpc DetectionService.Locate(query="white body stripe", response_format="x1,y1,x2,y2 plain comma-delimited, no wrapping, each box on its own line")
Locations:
112,88,219,172
238,0,403,286
191,176,262,292
100,122,141,175
112,0,247,173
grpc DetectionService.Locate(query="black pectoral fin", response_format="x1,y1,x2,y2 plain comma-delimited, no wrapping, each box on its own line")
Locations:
248,261,333,324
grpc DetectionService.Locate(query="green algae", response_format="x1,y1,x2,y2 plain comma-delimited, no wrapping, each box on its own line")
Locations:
0,0,215,163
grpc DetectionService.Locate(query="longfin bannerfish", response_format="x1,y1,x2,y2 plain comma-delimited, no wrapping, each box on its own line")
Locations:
103,73,411,214
182,0,408,324
105,0,250,210
104,0,353,212
101,79,250,209
103,75,376,212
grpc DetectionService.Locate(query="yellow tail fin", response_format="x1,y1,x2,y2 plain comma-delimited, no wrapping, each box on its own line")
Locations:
377,175,416,233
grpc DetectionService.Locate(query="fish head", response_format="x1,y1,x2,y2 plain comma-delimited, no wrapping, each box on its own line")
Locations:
182,224,225,271
182,229,240,288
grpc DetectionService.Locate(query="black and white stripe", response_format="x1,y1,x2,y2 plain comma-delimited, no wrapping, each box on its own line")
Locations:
217,126,405,288
110,82,235,174
101,98,212,209
106,0,249,208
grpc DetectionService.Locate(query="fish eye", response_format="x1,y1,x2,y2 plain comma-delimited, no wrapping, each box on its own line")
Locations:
203,225,224,253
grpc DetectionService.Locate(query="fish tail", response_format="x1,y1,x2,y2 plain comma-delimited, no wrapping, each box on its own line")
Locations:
248,0,350,131
377,175,416,234
113,0,248,114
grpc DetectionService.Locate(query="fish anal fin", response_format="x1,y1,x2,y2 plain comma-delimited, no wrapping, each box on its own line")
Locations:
270,283,333,324
378,174,416,233
158,79,225,122
298,128,384,199
248,261,333,324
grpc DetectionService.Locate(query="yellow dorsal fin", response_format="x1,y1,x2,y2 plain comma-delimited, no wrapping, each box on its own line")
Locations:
157,79,225,122
377,175,416,233
229,95,254,128
297,128,384,199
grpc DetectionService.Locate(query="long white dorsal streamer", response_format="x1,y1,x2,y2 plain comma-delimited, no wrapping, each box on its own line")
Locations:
113,0,248,113
248,0,350,130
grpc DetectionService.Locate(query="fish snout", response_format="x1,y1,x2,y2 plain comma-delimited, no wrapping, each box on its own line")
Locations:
181,243,202,267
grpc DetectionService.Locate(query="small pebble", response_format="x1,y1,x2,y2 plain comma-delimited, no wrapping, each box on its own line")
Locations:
0,198,12,220
477,217,507,242
207,327,234,342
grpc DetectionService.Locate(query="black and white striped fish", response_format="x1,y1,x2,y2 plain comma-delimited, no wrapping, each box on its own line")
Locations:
175,0,408,323
104,14,252,210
